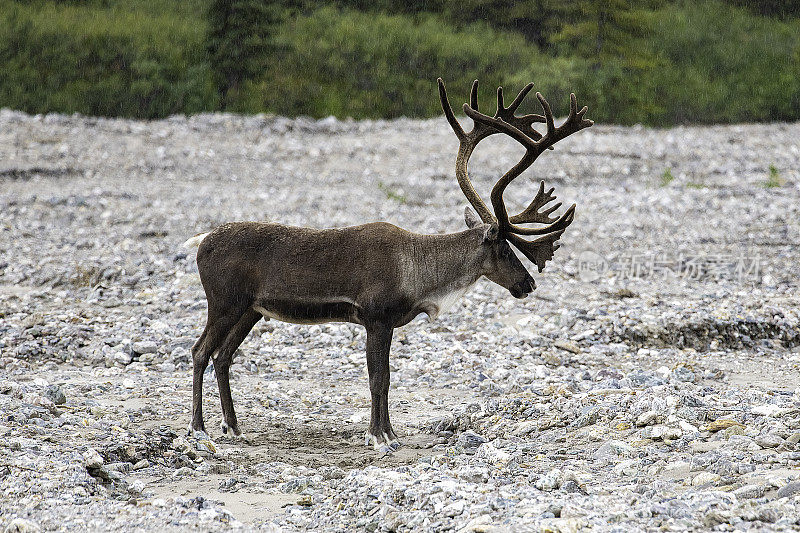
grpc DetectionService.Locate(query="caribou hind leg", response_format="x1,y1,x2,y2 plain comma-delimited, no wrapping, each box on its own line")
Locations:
190,304,256,436
211,308,262,437
190,328,211,435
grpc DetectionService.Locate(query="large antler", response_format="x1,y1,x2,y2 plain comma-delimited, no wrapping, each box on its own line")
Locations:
438,78,593,272
438,78,509,224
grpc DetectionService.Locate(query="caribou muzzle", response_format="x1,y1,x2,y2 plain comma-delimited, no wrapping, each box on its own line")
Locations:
510,275,536,298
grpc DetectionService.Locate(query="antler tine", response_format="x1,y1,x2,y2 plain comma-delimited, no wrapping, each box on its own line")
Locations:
534,92,594,149
496,83,547,145
438,78,499,224
437,78,465,140
463,105,539,151
491,90,591,240
462,87,587,238
509,181,561,225
507,229,569,273
537,92,556,136
439,79,592,241
509,203,575,235
439,79,590,273
505,82,534,114
496,86,504,115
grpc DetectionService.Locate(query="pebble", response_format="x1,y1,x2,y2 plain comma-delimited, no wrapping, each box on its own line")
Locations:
114,352,133,366
635,410,658,427
456,431,488,455
172,466,195,478
705,419,744,432
3,518,41,533
44,385,66,405
536,468,563,491
553,341,581,354
82,448,104,469
594,440,634,459
733,484,764,499
777,481,800,499
671,366,696,383
131,341,158,355
756,433,783,448
691,472,721,486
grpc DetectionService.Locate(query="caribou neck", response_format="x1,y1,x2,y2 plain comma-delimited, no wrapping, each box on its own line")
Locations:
404,228,486,300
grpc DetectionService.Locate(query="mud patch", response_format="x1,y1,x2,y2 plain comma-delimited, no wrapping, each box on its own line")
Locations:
219,420,436,471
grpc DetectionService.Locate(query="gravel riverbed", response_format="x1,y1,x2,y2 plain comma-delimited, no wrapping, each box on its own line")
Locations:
1,107,800,532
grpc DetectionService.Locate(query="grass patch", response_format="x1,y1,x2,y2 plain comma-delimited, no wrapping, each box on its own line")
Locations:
660,168,675,186
764,165,785,188
378,182,407,204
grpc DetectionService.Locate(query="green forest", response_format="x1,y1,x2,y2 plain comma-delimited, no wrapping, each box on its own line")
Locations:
1,0,798,125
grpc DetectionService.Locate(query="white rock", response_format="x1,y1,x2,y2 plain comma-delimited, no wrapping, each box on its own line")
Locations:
613,459,639,476
171,437,191,453
594,440,634,459
82,448,103,469
3,518,41,533
756,433,783,448
512,420,538,436
691,472,720,486
734,484,764,499
535,468,562,491
114,352,133,366
636,410,658,426
752,404,791,417
475,443,511,465
539,518,586,533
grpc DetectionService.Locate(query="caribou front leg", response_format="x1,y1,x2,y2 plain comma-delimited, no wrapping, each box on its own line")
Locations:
364,322,400,454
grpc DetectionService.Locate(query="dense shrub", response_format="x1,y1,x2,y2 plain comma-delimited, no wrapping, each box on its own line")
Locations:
234,7,547,118
0,0,798,125
207,0,283,109
647,0,800,125
0,1,216,118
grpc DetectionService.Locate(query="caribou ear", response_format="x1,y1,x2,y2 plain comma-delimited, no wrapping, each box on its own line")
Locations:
464,206,499,241
464,206,482,229
483,223,500,242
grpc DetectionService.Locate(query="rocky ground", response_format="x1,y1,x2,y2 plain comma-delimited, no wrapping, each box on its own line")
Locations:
1,104,799,532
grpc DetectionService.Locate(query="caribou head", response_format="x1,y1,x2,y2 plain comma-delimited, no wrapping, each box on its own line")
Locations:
438,78,592,298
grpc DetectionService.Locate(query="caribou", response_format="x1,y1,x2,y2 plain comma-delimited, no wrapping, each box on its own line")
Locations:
185,79,593,453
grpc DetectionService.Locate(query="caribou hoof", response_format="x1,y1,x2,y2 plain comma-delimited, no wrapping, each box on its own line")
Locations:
221,421,242,437
365,431,402,454
188,421,207,437
187,427,211,441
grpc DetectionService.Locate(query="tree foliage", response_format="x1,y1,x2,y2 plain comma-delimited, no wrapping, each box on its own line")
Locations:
724,0,800,19
232,7,537,118
0,1,214,118
0,0,798,125
206,0,282,109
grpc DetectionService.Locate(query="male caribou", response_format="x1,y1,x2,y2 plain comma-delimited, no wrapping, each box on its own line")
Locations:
186,79,593,453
